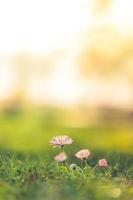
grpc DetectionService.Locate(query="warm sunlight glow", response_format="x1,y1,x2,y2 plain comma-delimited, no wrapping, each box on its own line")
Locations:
0,64,14,98
26,53,85,105
0,0,132,105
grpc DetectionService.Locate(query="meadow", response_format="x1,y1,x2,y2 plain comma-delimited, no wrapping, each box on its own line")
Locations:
0,108,133,200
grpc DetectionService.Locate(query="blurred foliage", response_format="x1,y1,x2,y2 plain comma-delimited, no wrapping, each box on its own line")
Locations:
0,107,133,152
94,0,112,14
78,26,133,78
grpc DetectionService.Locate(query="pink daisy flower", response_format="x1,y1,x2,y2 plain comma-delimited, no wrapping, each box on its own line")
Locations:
50,135,73,148
75,149,91,160
54,152,67,162
98,159,108,167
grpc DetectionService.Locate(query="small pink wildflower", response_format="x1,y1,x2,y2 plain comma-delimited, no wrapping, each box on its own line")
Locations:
50,135,73,148
98,159,108,167
75,149,91,160
54,152,67,162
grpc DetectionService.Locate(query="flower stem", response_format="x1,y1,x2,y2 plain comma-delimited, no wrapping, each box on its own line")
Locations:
84,159,88,168
91,164,99,173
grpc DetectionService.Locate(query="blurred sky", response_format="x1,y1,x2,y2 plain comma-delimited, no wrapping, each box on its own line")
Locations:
0,0,91,55
0,0,133,107
0,0,132,55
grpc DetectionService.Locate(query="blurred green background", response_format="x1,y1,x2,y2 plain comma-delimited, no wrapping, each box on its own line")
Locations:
0,0,133,153
0,105,133,153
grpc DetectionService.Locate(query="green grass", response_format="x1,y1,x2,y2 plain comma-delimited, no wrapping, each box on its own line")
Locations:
0,109,132,199
0,150,132,200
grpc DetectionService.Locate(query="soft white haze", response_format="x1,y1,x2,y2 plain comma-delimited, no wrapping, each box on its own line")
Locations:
0,0,132,55
0,0,132,106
